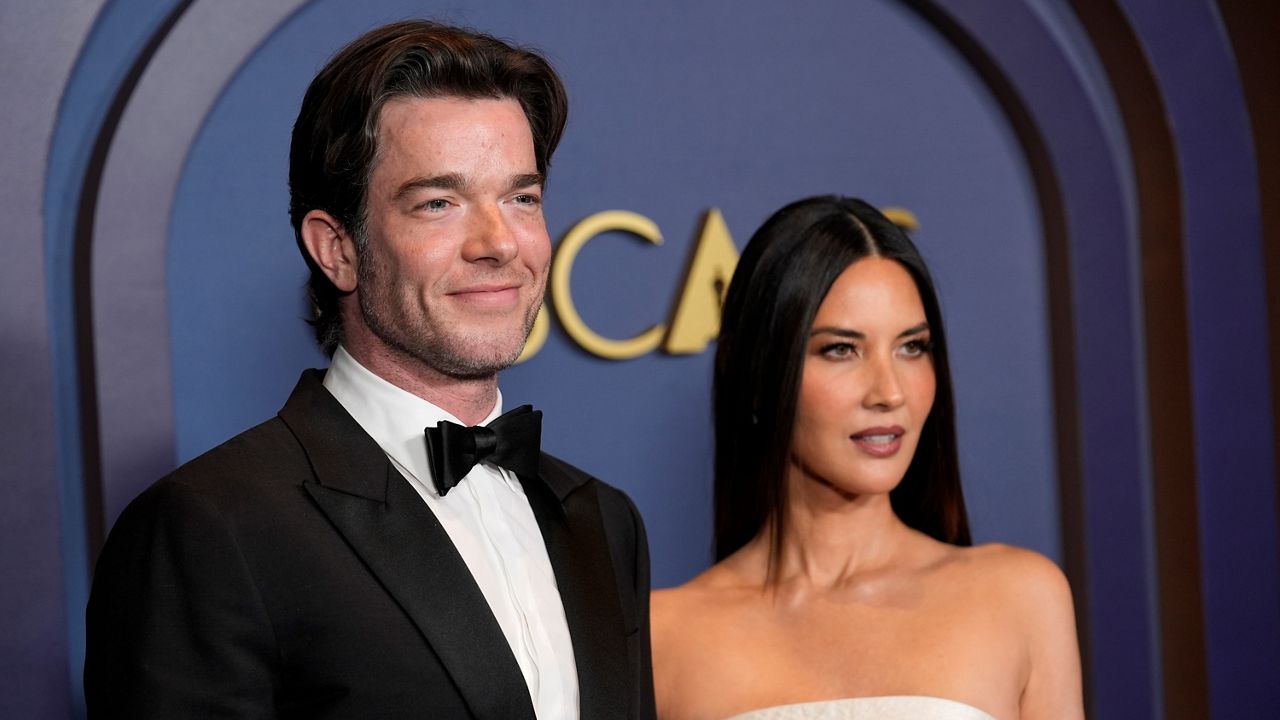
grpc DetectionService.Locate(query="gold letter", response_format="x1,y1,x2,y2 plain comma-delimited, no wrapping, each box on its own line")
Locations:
880,207,919,231
551,211,666,360
664,208,739,354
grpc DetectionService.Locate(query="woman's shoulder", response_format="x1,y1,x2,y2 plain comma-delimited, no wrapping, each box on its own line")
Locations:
651,564,757,688
652,560,790,719
937,543,1076,644
950,543,1072,599
652,559,773,655
948,545,1084,715
654,562,756,615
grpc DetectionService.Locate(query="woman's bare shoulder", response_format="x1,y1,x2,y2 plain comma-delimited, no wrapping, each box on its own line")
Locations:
952,546,1084,716
931,543,1082,715
955,543,1073,604
653,562,754,617
650,582,696,629
651,562,765,713
653,560,770,654
942,543,1078,655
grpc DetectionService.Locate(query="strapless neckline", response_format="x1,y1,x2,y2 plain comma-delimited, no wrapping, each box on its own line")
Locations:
723,695,996,720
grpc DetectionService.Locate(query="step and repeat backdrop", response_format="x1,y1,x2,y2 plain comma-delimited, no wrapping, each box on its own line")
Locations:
4,0,1276,717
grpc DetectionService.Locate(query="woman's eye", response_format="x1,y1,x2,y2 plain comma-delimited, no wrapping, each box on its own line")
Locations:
900,338,933,357
820,343,856,359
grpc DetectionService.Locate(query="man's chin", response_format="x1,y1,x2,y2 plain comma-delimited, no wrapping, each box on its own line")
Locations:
429,333,529,379
361,306,535,379
432,352,520,380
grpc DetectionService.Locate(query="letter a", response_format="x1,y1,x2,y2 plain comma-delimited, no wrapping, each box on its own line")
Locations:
665,208,739,354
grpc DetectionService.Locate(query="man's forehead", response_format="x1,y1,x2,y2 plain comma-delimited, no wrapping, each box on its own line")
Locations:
374,94,528,135
367,95,537,185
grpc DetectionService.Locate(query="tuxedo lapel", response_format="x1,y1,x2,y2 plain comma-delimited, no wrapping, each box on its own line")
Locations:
523,460,630,719
281,371,536,720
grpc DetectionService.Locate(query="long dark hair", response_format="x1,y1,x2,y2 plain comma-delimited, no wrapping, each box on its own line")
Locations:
713,196,971,570
289,20,569,354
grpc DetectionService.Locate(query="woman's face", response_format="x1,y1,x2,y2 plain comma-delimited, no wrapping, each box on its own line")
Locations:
789,256,936,498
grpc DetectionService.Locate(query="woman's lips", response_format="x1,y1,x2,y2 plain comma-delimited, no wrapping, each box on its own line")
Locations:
850,426,905,458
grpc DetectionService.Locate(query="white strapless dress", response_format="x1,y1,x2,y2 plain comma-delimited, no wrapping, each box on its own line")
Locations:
724,696,995,720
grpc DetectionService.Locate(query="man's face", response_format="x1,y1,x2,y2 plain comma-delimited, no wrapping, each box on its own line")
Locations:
353,96,551,379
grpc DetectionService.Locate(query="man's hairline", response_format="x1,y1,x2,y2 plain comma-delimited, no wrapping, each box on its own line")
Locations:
351,89,534,251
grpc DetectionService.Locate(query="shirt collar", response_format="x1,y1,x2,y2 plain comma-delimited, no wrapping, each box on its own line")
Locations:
322,346,504,493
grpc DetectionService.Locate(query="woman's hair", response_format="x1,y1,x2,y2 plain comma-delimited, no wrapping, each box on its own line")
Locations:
713,195,971,569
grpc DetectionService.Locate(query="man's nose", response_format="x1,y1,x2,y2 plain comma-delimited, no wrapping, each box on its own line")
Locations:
462,203,519,264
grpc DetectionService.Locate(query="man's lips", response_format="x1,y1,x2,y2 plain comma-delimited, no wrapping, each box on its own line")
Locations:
446,283,521,307
448,282,520,295
850,425,905,458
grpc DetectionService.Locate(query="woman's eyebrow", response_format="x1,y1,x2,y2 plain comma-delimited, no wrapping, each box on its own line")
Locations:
809,322,930,339
809,327,863,339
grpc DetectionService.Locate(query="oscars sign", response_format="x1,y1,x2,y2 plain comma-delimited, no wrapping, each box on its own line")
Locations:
519,206,918,362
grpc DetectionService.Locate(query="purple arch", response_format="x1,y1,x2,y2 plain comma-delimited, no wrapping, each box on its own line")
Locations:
1117,0,1280,714
90,0,309,526
919,3,1155,716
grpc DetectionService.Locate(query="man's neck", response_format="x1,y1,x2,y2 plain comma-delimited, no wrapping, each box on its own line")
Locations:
340,343,499,426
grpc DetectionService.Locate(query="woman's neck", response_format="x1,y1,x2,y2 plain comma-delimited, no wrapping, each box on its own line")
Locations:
741,480,921,595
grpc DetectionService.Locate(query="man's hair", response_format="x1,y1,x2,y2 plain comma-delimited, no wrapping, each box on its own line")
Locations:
288,20,569,354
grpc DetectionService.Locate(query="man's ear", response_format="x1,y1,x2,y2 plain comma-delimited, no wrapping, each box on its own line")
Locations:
300,209,359,292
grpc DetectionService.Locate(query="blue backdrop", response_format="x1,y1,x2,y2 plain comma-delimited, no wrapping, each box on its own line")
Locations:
4,1,1276,718
165,0,1055,589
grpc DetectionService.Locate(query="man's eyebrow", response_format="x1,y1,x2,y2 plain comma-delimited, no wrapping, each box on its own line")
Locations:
809,322,930,339
508,172,544,192
393,173,468,201
393,172,544,201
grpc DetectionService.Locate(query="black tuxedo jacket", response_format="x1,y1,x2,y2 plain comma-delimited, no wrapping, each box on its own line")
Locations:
85,370,655,719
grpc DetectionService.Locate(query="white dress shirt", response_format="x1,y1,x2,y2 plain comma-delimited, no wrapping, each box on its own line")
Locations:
323,347,579,719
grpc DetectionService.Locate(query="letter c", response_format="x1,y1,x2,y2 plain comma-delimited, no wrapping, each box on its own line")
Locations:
551,210,665,360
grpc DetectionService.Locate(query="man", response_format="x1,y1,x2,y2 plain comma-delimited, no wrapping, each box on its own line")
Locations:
85,20,654,719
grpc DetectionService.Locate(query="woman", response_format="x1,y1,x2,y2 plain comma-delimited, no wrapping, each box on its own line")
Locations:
651,196,1083,720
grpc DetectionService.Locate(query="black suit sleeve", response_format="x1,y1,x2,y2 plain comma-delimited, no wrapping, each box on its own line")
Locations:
624,492,657,720
86,480,279,718
599,484,657,720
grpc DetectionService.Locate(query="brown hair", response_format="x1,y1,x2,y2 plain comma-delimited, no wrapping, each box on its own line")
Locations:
288,20,568,353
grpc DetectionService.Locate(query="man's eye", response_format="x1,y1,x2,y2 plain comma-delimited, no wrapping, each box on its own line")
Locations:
514,194,541,206
422,198,450,211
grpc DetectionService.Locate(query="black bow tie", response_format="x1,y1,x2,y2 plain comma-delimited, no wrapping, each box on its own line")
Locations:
424,405,542,496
